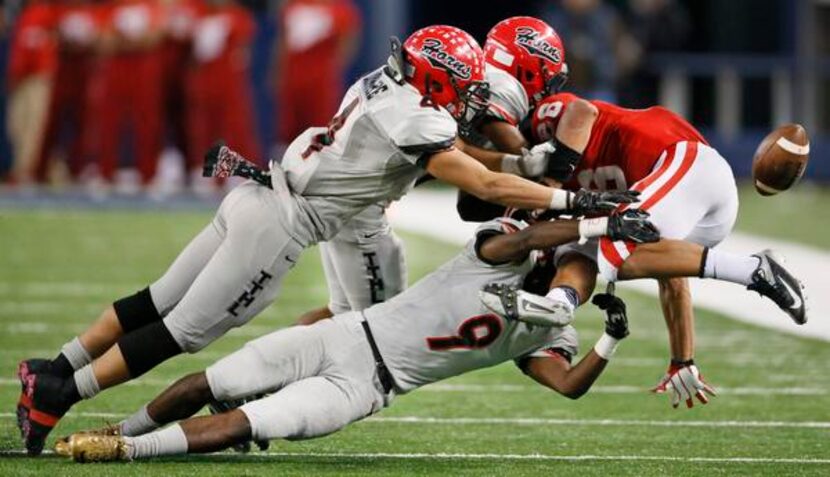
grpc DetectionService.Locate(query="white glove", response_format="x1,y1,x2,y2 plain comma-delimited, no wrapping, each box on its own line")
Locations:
501,142,555,177
664,364,717,409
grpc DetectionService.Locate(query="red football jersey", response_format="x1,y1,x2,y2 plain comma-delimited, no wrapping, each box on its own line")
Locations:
531,93,707,191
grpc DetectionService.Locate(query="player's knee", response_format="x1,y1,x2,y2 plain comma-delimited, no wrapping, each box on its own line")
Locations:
118,321,183,378
113,287,163,333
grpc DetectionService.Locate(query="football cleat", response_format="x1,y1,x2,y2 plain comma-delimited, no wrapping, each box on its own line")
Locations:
66,434,129,463
748,249,807,325
208,398,269,452
16,359,52,439
55,423,121,457
17,371,74,456
479,283,574,327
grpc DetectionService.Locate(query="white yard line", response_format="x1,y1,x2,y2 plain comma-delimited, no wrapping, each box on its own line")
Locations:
0,378,823,395
388,189,830,342
0,449,827,464
1,411,829,429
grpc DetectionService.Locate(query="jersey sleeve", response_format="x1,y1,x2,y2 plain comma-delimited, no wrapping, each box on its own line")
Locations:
515,325,580,371
468,217,527,265
529,92,579,143
388,105,458,167
484,66,530,126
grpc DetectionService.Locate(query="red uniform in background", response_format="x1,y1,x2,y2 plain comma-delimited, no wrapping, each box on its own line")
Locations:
35,0,98,181
275,0,360,143
91,0,166,185
531,92,707,192
185,1,259,172
161,0,204,167
6,0,57,183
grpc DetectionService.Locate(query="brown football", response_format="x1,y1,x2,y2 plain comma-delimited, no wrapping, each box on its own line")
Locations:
752,124,810,196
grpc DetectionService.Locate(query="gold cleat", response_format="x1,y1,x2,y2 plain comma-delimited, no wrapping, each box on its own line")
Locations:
66,434,129,463
54,424,121,457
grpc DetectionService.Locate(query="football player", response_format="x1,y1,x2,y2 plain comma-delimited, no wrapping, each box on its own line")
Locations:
480,91,809,407
16,25,639,455
55,211,658,462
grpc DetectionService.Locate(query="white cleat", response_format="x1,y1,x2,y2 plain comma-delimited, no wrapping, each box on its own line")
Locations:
479,283,574,327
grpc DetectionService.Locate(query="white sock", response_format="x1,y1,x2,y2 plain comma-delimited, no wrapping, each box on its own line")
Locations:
72,364,101,399
120,405,161,437
61,337,92,371
702,249,760,286
125,423,188,460
544,286,578,310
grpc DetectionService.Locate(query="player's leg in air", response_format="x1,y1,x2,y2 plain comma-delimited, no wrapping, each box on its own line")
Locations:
56,317,388,462
16,180,304,455
297,206,407,325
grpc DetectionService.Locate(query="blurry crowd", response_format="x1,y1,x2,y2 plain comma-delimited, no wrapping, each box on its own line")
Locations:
538,0,690,106
1,0,360,196
1,0,693,196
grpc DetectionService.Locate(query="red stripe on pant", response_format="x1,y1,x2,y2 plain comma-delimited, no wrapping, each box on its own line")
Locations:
601,141,699,270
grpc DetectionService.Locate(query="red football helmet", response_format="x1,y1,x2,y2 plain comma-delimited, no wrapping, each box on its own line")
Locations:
393,25,490,128
484,16,568,105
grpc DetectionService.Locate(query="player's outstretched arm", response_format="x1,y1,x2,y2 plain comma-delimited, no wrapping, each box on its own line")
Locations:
523,293,629,399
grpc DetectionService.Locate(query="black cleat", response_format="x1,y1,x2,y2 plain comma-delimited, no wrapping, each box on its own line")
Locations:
208,397,270,452
748,250,808,325
18,372,73,456
16,360,52,438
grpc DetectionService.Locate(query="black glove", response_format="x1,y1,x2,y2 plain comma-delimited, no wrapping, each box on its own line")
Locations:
592,293,629,339
607,210,660,244
570,189,640,216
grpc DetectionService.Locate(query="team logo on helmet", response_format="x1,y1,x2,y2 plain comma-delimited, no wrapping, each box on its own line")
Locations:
515,27,562,64
421,38,472,80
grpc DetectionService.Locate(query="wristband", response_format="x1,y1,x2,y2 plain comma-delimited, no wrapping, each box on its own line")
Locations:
549,189,573,210
501,154,522,175
578,217,608,244
593,333,620,360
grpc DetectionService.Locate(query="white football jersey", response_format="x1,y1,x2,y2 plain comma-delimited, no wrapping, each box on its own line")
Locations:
278,67,458,242
484,63,530,126
367,219,579,394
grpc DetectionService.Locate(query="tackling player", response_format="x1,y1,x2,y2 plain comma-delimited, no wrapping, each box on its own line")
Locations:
15,25,639,455
55,211,657,462
480,91,809,407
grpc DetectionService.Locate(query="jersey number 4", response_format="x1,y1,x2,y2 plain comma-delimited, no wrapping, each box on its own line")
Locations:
426,314,503,351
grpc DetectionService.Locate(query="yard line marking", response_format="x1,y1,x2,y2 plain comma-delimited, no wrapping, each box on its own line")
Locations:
1,449,828,464
1,412,828,429
0,378,824,396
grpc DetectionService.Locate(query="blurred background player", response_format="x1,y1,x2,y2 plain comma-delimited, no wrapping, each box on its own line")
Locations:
34,0,99,185
5,0,56,187
274,0,360,152
185,0,259,195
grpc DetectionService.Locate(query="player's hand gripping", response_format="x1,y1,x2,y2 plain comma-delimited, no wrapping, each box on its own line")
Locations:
592,292,629,340
607,210,661,244
203,142,272,188
653,362,717,409
502,142,556,178
570,189,640,216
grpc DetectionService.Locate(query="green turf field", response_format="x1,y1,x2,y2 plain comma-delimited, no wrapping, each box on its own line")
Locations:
0,190,828,475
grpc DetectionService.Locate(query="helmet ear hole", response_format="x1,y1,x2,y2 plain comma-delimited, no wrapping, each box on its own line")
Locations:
431,80,444,93
524,70,535,83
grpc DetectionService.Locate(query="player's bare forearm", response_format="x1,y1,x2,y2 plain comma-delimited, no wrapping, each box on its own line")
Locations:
525,351,608,399
426,148,557,210
480,120,528,154
456,138,506,171
478,220,580,264
659,278,695,361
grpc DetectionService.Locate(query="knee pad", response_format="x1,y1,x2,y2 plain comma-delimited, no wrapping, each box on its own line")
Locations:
118,321,182,378
113,287,162,333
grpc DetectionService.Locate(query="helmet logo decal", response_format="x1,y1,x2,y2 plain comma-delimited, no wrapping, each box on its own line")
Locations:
515,27,561,64
421,38,472,80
